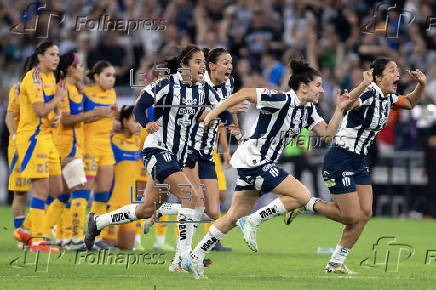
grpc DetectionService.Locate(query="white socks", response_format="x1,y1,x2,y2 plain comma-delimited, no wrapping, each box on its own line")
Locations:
191,224,225,261
248,197,287,227
329,244,350,264
305,197,321,212
157,202,181,216
156,235,165,245
96,204,138,230
173,207,196,261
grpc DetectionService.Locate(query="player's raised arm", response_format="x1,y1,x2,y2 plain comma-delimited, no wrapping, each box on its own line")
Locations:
312,89,352,141
394,69,427,110
203,88,257,127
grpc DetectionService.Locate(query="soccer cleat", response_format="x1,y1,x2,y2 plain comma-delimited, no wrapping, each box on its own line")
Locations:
143,216,154,234
236,217,258,252
203,258,213,267
70,241,87,251
168,256,186,272
84,213,101,250
181,255,204,279
153,242,175,252
14,228,33,246
212,241,232,252
284,206,305,225
325,262,357,274
30,242,60,253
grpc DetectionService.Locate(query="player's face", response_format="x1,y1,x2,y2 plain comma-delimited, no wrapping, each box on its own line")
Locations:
378,61,400,94
71,59,84,82
125,115,141,135
38,45,60,72
186,51,206,83
306,76,324,104
210,53,233,83
95,66,116,90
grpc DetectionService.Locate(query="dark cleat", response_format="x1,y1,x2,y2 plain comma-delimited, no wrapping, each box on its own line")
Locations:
212,241,232,252
84,213,101,250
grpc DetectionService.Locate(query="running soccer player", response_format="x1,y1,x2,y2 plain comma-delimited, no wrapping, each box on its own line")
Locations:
83,60,118,249
235,69,373,250
186,47,246,252
85,46,233,271
100,105,143,250
181,59,355,279
290,58,426,274
15,42,65,253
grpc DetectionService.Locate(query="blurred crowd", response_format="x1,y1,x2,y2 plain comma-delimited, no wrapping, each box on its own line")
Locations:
0,0,436,204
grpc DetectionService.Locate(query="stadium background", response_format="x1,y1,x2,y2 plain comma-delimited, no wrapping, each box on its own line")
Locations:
0,0,435,218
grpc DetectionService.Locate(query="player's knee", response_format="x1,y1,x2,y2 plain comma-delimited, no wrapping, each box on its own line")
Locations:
360,208,372,223
341,212,360,225
207,209,220,220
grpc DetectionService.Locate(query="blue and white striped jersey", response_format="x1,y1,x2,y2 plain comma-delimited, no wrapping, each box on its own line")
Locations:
141,72,221,164
231,88,324,168
188,71,234,159
335,82,400,155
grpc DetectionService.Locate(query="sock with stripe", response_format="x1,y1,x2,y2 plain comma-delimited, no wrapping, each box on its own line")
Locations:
71,189,90,243
14,215,25,229
61,201,72,244
91,192,109,215
43,193,70,238
30,196,47,244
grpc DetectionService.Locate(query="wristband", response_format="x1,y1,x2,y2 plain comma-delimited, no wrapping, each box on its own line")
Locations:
235,133,242,141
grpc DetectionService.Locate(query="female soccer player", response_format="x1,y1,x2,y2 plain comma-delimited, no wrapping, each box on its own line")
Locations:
85,46,233,271
101,105,142,250
235,69,373,252
6,81,32,247
181,59,355,279
297,58,426,274
186,47,246,252
44,52,114,249
83,60,118,249
15,42,65,253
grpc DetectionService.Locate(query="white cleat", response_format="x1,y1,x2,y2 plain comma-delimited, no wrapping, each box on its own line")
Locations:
181,255,205,280
143,216,154,234
236,217,258,252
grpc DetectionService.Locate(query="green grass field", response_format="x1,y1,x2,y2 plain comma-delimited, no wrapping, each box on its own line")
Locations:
1,206,435,290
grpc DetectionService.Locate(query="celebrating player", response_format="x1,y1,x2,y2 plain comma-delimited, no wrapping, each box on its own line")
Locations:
292,58,426,274
84,46,233,271
180,59,357,278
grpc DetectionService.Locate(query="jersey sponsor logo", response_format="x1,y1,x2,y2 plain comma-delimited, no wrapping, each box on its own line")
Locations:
111,212,129,223
179,107,196,115
200,237,218,251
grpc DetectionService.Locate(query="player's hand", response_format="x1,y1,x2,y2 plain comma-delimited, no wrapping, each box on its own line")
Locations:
60,156,74,168
94,106,113,118
110,104,119,116
51,113,61,127
55,81,67,102
203,111,216,129
228,124,243,144
146,122,161,134
362,69,373,86
335,89,353,112
228,101,249,114
407,69,427,86
222,151,232,168
76,81,85,94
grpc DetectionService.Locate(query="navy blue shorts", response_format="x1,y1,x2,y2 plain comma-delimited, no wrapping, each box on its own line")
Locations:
142,147,182,184
186,149,217,180
235,163,288,193
322,146,371,194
